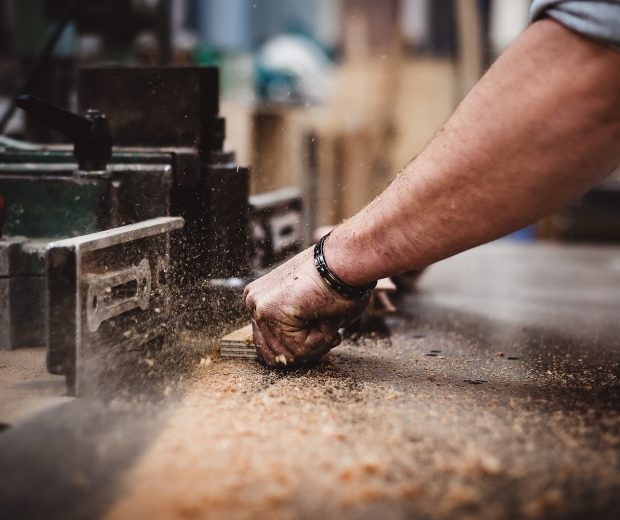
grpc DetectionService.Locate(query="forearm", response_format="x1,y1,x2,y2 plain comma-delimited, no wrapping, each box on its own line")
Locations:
326,19,620,285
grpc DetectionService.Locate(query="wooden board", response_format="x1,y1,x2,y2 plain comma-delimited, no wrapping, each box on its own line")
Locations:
219,324,257,360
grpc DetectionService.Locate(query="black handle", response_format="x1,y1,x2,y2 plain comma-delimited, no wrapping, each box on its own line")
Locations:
16,95,112,171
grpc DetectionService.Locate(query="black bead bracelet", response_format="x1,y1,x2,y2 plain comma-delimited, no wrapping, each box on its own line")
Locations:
313,232,376,300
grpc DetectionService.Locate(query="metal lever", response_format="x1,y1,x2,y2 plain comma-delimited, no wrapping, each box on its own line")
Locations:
16,94,112,170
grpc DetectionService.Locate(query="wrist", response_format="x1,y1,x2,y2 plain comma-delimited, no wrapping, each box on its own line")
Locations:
315,232,376,299
321,228,376,286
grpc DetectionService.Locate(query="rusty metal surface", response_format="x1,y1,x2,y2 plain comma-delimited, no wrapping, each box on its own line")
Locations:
0,241,618,519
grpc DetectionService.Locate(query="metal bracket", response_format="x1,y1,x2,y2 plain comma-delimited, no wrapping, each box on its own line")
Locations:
86,258,151,332
46,216,184,395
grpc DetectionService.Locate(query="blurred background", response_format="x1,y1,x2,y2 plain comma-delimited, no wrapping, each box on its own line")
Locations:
1,0,619,242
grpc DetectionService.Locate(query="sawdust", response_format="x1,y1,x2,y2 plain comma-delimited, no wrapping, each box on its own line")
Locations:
99,244,620,519
105,318,620,520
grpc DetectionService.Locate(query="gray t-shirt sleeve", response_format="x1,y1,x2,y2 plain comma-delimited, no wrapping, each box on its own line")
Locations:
530,0,620,50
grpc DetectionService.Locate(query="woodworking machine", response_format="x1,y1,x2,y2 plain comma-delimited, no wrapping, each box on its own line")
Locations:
0,66,303,395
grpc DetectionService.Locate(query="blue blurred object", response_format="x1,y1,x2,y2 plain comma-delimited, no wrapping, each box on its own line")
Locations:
196,0,252,51
506,225,536,241
191,0,338,51
255,33,332,104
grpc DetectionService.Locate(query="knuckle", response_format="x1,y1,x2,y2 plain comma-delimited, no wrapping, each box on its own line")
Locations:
245,292,258,313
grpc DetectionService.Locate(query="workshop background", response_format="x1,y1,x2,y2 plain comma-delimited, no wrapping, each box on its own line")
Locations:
2,0,619,241
1,2,620,520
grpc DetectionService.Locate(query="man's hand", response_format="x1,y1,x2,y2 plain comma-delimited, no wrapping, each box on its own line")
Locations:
244,247,369,367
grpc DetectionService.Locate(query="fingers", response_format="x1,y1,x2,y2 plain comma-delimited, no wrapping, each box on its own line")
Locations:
247,286,279,366
247,287,318,367
305,329,342,362
243,253,359,368
251,315,297,367
252,317,340,368
251,318,276,367
295,320,341,361
257,322,296,366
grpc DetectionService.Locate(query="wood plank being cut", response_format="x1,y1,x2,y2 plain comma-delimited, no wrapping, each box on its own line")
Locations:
219,324,257,360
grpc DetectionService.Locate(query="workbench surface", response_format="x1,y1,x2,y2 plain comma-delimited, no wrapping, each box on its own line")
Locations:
1,241,619,520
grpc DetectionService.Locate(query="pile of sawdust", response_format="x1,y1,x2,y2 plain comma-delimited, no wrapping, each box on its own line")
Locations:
106,323,620,520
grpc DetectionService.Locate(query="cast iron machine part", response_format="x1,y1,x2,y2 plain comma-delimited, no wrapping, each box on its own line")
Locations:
0,65,304,393
6,66,251,338
76,66,252,332
1,105,174,352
